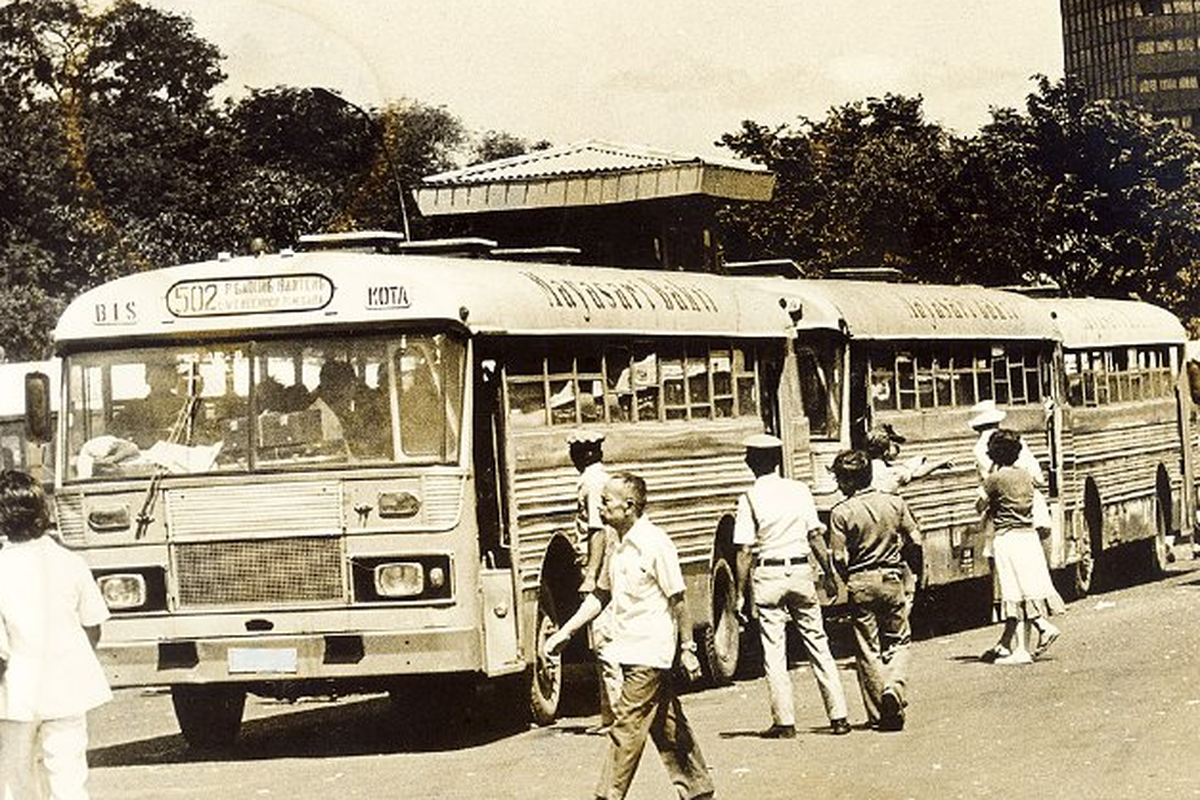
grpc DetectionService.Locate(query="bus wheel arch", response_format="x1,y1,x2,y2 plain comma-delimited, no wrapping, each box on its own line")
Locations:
526,534,580,726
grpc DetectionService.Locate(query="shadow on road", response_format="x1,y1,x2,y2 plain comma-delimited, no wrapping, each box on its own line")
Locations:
89,687,534,768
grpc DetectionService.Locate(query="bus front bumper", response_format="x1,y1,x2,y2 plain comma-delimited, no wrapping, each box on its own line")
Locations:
98,626,488,688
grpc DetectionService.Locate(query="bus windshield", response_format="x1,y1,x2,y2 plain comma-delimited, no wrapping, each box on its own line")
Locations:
64,333,464,481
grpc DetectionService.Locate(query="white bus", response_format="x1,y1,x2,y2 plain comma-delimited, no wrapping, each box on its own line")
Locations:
741,277,1195,606
38,236,830,746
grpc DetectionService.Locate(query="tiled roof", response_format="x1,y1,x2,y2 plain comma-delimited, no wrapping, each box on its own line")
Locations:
422,139,768,186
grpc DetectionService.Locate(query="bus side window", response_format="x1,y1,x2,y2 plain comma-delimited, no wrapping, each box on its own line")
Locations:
632,348,660,422
1189,359,1200,406
506,351,547,429
604,348,634,422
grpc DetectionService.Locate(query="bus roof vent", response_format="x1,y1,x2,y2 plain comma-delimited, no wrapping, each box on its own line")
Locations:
998,281,1061,297
296,230,407,253
396,237,498,257
724,259,802,278
490,246,582,264
826,266,907,282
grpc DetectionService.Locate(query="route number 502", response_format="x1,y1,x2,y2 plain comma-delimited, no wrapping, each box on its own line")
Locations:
168,282,219,316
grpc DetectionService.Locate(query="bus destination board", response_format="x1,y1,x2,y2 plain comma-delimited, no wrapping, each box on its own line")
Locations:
167,274,334,317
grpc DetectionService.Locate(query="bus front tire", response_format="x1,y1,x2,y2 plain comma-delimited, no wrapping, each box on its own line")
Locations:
171,684,246,750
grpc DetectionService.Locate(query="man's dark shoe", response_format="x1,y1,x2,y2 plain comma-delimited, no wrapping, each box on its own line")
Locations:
830,718,851,735
878,688,905,731
760,724,796,739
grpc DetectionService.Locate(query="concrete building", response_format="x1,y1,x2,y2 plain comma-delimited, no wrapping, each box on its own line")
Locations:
415,140,775,273
1061,0,1200,129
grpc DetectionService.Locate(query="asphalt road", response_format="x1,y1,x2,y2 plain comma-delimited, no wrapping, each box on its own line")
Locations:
86,550,1200,800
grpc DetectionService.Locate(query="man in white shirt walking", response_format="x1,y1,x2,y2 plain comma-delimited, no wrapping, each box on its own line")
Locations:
734,434,850,738
545,472,714,800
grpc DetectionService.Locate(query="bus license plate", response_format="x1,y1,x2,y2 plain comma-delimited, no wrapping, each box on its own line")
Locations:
228,647,298,674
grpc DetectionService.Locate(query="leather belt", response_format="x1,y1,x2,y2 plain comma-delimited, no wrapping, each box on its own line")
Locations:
848,564,903,575
757,555,807,567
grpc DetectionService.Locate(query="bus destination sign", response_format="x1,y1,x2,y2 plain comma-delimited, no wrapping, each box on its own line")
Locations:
166,274,334,317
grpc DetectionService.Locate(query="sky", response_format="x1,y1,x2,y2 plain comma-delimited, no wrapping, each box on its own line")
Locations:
142,1,1065,159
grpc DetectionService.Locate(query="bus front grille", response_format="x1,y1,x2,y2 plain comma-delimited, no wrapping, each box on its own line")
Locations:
174,537,344,608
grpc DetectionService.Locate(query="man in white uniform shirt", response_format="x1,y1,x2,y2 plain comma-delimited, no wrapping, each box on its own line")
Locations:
545,472,714,800
0,470,112,799
734,434,850,738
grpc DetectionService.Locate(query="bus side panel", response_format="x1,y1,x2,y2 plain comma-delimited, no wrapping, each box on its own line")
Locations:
508,419,761,636
868,407,1056,587
1060,399,1184,553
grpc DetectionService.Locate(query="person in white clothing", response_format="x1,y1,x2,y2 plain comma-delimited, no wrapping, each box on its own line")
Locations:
0,470,112,800
967,401,1059,663
544,472,713,800
733,434,850,738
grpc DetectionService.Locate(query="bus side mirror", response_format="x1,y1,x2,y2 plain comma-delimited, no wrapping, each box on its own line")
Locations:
1189,360,1200,406
24,372,52,444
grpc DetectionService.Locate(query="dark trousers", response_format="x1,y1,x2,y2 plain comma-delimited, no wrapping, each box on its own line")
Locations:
847,567,912,724
595,664,714,800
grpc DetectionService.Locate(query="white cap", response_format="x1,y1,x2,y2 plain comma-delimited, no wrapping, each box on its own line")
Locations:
968,400,1006,429
743,433,783,450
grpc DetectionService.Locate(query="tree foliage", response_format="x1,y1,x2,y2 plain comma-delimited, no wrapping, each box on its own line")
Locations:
1,1,1195,359
718,78,1200,325
0,1,487,358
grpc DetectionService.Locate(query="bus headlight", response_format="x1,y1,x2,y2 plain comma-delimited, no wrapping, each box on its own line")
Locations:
97,573,147,610
374,562,425,598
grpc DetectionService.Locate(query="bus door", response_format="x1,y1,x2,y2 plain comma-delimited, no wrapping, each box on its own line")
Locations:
790,334,845,499
473,351,521,675
1043,347,1067,565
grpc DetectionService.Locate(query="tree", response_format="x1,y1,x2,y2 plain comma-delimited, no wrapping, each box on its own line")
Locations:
470,130,552,166
718,94,959,279
716,79,1200,326
970,76,1200,317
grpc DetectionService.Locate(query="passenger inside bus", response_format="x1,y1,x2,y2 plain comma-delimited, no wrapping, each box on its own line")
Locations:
109,362,188,449
309,360,391,460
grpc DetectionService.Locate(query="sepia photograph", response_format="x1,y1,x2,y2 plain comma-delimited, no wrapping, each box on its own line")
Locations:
0,1,1198,798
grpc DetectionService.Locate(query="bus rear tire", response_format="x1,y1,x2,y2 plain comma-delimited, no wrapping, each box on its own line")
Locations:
527,587,562,725
1072,551,1094,598
171,684,246,750
703,557,740,686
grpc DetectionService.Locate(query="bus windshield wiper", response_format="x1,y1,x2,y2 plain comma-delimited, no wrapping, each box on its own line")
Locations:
135,364,202,539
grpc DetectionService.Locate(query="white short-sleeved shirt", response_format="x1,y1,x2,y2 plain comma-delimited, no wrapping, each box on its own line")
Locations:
732,473,822,559
600,515,685,669
0,536,112,721
576,462,610,536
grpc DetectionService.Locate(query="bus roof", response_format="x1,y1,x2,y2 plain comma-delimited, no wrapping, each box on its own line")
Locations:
54,251,837,350
776,279,1060,342
1038,296,1187,348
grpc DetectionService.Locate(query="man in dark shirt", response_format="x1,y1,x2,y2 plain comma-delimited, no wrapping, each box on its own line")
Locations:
829,449,923,732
